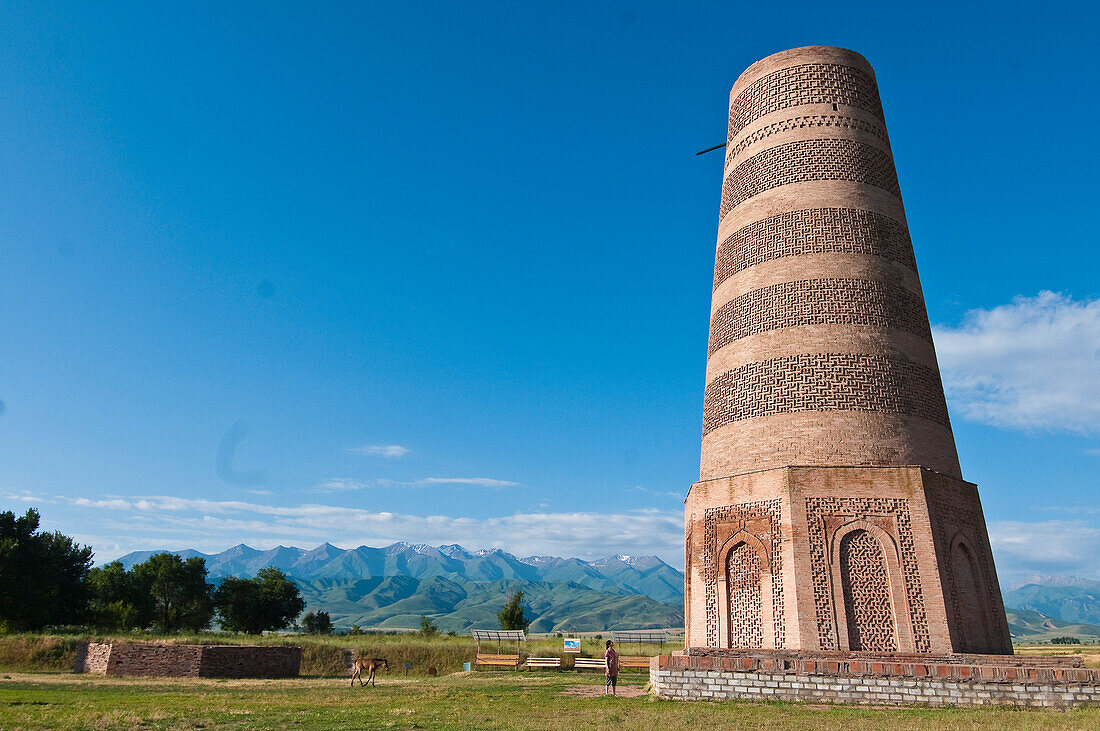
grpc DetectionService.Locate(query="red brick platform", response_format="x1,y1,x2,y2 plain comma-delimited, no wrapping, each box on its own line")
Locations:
651,650,1100,708
74,642,301,678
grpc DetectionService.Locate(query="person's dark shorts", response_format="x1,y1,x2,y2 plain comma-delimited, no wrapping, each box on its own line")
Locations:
606,675,617,688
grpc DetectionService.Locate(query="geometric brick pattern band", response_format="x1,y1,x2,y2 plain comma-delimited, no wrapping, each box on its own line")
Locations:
727,63,884,139
708,278,932,354
725,113,889,169
720,139,901,219
713,208,916,291
702,353,951,436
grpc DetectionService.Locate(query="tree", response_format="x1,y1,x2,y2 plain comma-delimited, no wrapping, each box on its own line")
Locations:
497,590,530,631
86,560,155,631
1052,636,1082,645
131,553,214,634
0,508,94,631
418,615,439,637
213,567,305,635
301,610,334,635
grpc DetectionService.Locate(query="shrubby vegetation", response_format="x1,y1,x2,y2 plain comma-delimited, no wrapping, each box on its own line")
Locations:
1,507,303,635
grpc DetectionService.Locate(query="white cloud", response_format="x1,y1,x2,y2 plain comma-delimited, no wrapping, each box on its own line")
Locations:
934,292,1100,434
348,445,411,458
313,477,521,491
634,485,685,499
988,519,1100,583
70,497,133,510
51,493,683,566
419,477,521,487
2,490,49,504
314,478,373,492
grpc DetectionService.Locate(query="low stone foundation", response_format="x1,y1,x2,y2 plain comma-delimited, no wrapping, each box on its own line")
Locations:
651,650,1100,708
74,642,301,678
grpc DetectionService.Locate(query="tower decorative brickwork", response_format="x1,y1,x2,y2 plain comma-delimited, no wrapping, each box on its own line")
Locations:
685,46,1012,655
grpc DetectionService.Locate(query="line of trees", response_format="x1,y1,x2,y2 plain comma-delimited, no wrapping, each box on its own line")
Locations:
1,508,304,635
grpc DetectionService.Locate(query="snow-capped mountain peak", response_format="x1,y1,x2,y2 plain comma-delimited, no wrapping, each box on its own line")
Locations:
438,544,471,558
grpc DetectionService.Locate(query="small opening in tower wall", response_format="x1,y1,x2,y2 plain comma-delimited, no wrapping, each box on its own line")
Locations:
832,103,838,111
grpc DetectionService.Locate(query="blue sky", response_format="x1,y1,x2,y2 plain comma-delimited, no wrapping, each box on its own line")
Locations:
1,1,1098,583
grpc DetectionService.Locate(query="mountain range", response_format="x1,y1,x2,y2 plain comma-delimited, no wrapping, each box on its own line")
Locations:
115,542,685,632
115,543,1100,639
1003,576,1100,627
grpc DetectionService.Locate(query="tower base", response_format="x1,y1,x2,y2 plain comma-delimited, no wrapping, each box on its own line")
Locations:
684,466,1012,655
650,651,1100,708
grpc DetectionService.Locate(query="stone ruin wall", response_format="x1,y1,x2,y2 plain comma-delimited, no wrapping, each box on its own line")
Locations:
200,645,302,677
74,641,112,674
74,643,301,678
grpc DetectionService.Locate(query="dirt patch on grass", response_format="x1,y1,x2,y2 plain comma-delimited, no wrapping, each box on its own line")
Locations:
560,684,648,698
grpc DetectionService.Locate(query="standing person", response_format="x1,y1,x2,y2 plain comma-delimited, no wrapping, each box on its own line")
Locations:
604,639,619,696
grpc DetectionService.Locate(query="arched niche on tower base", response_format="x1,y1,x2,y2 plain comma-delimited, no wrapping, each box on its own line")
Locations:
827,519,915,652
946,529,995,654
716,530,775,649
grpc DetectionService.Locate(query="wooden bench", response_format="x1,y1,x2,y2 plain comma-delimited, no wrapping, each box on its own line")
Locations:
475,653,520,670
524,657,561,670
573,657,607,671
619,655,652,670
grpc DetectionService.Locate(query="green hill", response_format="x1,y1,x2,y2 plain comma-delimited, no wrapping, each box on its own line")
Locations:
1004,578,1100,626
296,576,683,632
1005,608,1100,643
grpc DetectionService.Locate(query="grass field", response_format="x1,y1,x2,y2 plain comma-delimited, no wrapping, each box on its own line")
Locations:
1015,644,1100,669
4,671,1100,730
3,636,1100,729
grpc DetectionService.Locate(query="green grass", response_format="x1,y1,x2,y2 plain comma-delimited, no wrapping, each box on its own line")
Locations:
2,671,1100,730
3,635,1100,729
1015,643,1100,669
0,633,665,677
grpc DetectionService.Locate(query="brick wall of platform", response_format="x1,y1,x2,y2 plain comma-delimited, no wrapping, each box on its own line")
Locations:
74,642,300,678
651,653,1100,708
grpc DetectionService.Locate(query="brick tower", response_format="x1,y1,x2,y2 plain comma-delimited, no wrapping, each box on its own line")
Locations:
684,46,1012,655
